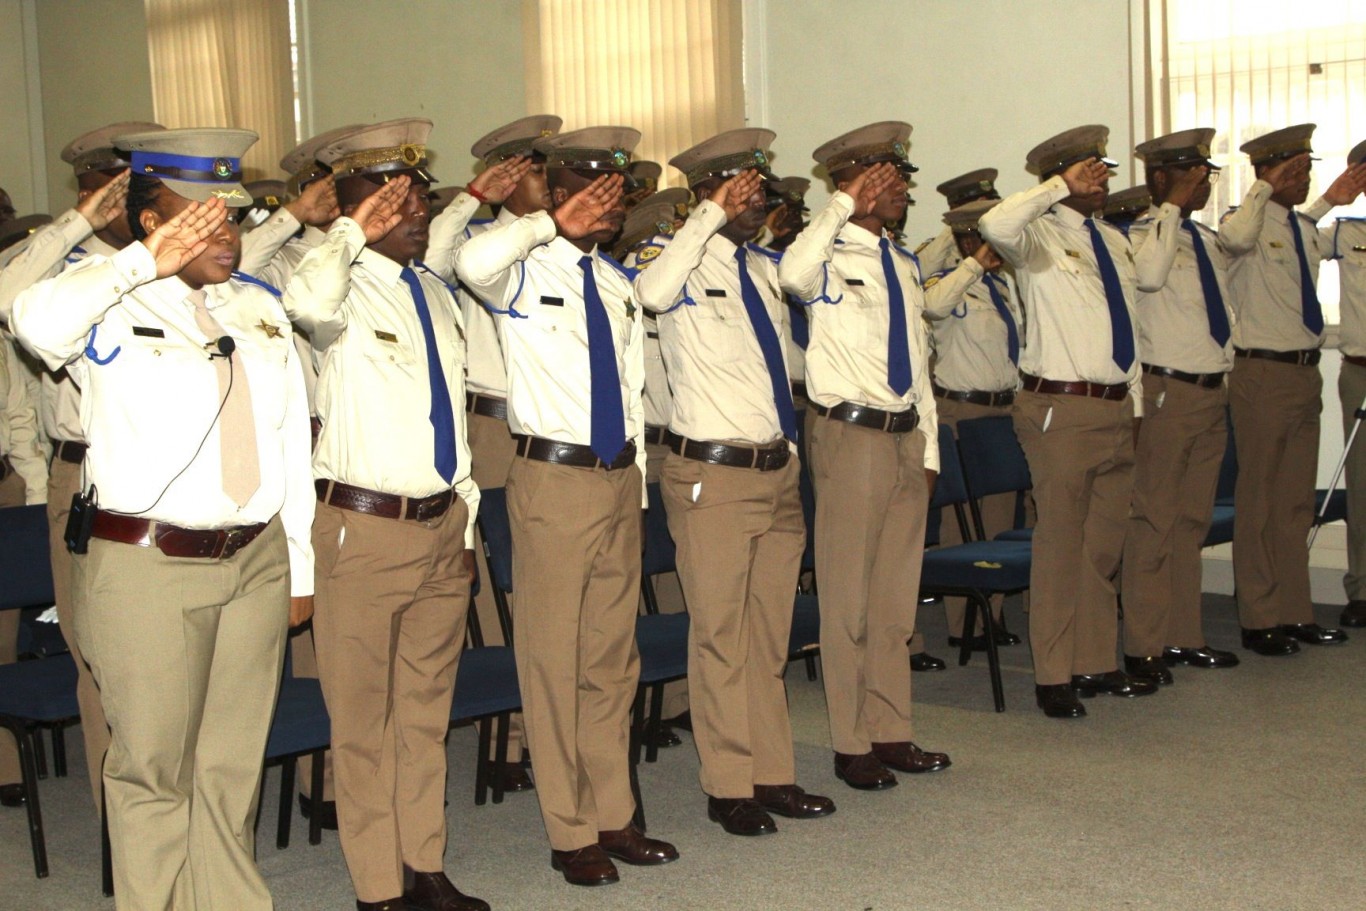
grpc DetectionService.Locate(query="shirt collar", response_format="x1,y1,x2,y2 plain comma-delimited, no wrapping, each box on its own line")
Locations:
1267,198,1290,220
495,207,521,226
1050,203,1089,230
544,234,599,268
839,219,884,249
706,230,740,261
356,247,407,284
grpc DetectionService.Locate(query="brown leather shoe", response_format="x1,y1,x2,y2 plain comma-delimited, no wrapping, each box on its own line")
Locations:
495,761,535,793
597,823,679,865
403,871,490,911
550,844,619,886
871,741,951,774
707,796,777,835
833,752,897,790
356,900,406,911
753,784,836,819
0,783,26,808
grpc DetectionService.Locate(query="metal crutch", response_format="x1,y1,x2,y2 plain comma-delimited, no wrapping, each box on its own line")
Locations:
1308,388,1366,548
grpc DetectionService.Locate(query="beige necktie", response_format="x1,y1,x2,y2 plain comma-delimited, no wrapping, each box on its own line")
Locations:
190,289,260,507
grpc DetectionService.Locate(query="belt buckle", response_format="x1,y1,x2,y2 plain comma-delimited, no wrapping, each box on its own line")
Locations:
218,526,247,558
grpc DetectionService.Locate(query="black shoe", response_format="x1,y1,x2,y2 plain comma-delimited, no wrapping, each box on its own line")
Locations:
910,652,946,672
1071,671,1158,698
707,797,777,836
496,761,535,793
1279,623,1349,645
1123,655,1174,686
1240,627,1300,656
664,710,692,733
1162,646,1240,669
993,626,1022,646
403,870,491,911
1035,684,1086,719
947,634,990,652
298,793,338,830
1341,601,1366,628
0,783,25,808
643,720,682,749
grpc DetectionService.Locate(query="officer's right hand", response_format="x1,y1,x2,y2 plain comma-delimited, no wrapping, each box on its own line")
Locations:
844,162,899,218
1164,165,1209,212
711,169,763,222
144,197,228,278
1262,153,1311,196
971,241,1003,271
351,176,409,243
1061,158,1110,198
553,174,625,239
76,170,130,231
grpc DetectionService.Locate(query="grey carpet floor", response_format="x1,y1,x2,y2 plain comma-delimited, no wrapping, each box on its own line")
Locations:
3,593,1365,911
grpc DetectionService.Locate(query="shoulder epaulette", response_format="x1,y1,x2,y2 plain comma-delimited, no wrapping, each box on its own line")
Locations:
231,270,282,298
913,237,933,254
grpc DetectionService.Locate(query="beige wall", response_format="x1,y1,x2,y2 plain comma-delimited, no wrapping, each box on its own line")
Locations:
34,0,155,210
0,0,39,215
300,0,527,186
755,0,1138,246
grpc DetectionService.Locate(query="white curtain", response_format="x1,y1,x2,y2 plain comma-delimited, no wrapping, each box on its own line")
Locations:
523,0,744,187
144,0,296,180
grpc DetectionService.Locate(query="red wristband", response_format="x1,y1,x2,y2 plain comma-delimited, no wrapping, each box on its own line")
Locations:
465,183,488,204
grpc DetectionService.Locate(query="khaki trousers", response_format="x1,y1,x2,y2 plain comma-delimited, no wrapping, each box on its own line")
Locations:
934,397,1020,639
1013,391,1134,685
74,518,290,911
313,497,471,902
507,457,640,851
1122,376,1227,655
466,409,526,762
0,470,26,786
45,457,113,812
660,453,803,797
644,438,689,718
1229,358,1320,628
810,414,928,755
1339,362,1366,601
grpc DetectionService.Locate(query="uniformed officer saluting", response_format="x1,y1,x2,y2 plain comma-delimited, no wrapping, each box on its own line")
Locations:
634,129,836,836
12,127,316,911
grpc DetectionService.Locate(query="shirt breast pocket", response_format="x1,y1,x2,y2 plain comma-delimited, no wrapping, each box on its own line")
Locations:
691,297,749,355
358,331,419,377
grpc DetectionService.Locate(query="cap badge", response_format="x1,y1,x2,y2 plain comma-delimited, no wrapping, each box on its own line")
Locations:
540,128,554,138
892,141,907,160
611,148,630,169
753,149,769,167
212,158,234,180
399,144,422,166
211,188,248,201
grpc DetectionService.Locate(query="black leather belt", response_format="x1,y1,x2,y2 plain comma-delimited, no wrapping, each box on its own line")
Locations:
664,431,790,471
1020,373,1129,401
932,384,1015,407
513,435,638,471
1141,364,1226,389
792,381,809,400
90,510,268,559
466,392,509,421
1345,354,1366,369
1234,347,1321,367
53,440,88,464
813,402,919,433
315,479,455,522
644,424,668,446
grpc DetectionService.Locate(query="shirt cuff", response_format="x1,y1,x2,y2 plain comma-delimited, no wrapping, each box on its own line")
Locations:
110,243,158,293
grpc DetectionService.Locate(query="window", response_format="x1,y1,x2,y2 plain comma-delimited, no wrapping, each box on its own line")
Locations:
523,0,744,187
1148,0,1366,321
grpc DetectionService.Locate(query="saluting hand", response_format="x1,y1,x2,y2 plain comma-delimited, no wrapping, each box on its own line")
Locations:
553,174,624,239
470,155,534,204
844,162,899,218
1262,153,1311,197
972,241,1003,271
143,198,228,278
285,174,340,227
76,169,130,232
1164,165,1209,212
711,169,764,222
1061,158,1110,199
351,176,409,244
1324,162,1366,207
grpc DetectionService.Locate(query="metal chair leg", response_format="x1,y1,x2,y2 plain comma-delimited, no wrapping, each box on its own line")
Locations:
307,751,324,845
978,594,1006,712
474,718,492,807
804,652,818,681
276,758,296,849
645,685,666,764
52,725,68,778
958,599,978,666
629,688,646,832
2,718,49,878
101,780,113,896
491,713,510,805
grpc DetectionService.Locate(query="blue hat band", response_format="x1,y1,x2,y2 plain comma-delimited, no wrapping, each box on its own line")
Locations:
131,151,242,184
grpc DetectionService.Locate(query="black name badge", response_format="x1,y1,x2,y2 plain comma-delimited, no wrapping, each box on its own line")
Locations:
374,330,398,343
845,278,866,287
131,326,165,338
705,289,727,298
540,296,565,307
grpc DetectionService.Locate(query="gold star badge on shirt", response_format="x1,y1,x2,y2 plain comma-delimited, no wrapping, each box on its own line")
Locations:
257,319,283,339
625,299,637,318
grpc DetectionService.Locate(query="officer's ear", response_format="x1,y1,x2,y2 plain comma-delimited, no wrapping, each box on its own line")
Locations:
552,185,570,207
76,188,94,204
138,207,162,238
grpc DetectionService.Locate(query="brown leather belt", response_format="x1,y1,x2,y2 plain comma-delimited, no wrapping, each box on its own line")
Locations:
644,424,668,446
791,381,809,401
315,479,455,522
813,402,919,433
53,440,88,464
466,392,509,422
0,454,12,482
1234,347,1321,367
1020,373,1129,401
932,384,1015,407
1141,364,1226,389
664,431,791,472
90,510,268,559
513,435,638,471
1344,354,1366,369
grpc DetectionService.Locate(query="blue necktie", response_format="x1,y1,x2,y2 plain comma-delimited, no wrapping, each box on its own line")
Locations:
1182,220,1231,347
580,255,627,464
1286,210,1324,334
983,274,1019,365
735,246,799,442
399,267,457,483
878,237,913,395
1084,219,1136,371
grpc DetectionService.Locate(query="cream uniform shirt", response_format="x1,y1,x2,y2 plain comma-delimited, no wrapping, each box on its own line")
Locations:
1218,180,1336,352
978,175,1175,415
1335,218,1366,358
1127,205,1236,374
0,330,45,502
622,238,676,430
248,222,329,412
455,210,648,499
633,199,792,446
777,190,944,471
914,226,962,276
11,243,316,594
285,218,480,547
924,264,1023,394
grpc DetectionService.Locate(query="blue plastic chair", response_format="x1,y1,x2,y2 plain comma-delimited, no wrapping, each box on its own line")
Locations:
637,483,691,766
955,415,1034,542
264,639,332,848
